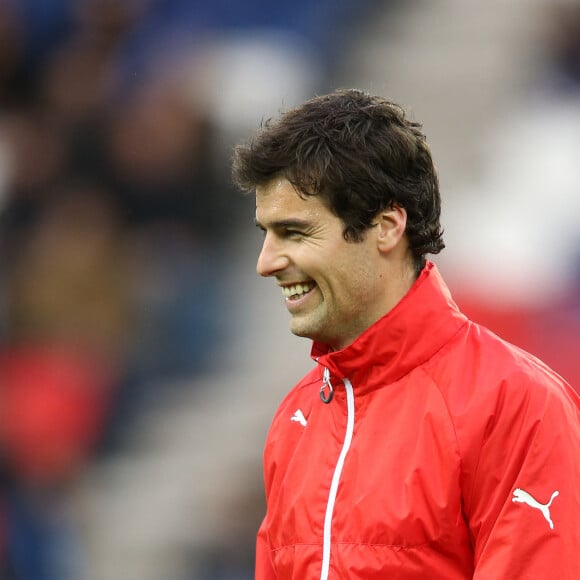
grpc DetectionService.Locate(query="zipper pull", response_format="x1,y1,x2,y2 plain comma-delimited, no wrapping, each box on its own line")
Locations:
320,367,334,404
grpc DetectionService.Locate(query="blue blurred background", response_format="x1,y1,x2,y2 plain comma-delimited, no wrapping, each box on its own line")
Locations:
0,0,578,578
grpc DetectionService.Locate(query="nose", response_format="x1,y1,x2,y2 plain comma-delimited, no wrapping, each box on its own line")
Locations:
256,233,289,277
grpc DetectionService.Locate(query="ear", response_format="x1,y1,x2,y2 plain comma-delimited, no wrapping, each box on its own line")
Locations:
376,204,407,253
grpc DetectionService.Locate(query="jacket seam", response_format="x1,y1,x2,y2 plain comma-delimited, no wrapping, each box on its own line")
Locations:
418,320,468,444
271,540,434,552
335,540,433,550
417,323,470,507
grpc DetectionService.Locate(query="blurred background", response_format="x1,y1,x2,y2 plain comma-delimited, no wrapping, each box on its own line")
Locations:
0,0,578,578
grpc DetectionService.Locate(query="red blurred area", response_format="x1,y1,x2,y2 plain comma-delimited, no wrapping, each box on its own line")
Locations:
0,345,113,486
457,294,580,394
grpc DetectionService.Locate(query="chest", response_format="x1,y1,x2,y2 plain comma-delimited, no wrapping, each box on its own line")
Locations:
265,378,465,550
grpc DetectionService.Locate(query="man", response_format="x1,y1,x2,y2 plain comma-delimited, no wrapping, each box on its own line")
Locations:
231,89,580,579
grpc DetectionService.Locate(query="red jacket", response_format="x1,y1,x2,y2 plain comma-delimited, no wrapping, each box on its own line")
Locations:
257,262,580,579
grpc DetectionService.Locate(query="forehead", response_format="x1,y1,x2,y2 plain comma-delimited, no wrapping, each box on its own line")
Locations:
255,179,329,223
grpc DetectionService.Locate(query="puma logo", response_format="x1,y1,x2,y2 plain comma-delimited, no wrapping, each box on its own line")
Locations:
290,409,307,427
512,488,559,530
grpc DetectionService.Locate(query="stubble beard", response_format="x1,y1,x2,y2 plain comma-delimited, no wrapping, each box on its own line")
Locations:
289,303,328,343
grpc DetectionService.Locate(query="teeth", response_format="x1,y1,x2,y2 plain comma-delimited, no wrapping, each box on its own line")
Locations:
282,283,313,298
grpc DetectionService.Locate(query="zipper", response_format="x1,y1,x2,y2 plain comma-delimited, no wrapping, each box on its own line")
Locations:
320,377,355,580
320,367,334,403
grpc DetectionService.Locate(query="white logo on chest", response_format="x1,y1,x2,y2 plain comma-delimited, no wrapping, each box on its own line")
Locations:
290,409,307,427
512,488,559,530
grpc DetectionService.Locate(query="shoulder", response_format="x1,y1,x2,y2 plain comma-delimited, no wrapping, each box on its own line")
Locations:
427,319,579,455
433,318,576,409
428,321,580,518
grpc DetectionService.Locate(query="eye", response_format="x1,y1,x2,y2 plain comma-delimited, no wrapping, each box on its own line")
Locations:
284,229,304,240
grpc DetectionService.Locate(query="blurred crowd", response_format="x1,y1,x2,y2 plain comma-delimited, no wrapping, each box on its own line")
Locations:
0,2,240,577
440,0,580,395
0,0,579,578
0,0,377,578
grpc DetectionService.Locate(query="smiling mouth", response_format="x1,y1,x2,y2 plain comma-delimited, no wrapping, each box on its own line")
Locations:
281,282,316,301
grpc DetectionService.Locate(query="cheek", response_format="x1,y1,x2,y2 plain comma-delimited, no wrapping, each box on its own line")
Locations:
332,261,375,304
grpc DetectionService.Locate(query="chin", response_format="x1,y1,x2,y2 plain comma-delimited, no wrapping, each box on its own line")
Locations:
290,327,313,340
290,314,331,343
290,326,330,346
290,322,317,340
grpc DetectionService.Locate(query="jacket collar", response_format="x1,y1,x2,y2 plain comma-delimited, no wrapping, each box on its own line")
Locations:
310,261,467,389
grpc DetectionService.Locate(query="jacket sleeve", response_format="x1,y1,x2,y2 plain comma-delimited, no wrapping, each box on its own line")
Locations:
463,377,580,579
256,515,276,580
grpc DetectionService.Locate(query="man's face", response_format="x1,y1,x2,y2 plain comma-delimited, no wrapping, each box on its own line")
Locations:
255,179,389,350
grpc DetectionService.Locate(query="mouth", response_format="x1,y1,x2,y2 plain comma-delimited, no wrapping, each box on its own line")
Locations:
281,281,316,301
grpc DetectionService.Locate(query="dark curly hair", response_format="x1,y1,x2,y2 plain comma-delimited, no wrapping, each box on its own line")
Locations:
232,89,444,271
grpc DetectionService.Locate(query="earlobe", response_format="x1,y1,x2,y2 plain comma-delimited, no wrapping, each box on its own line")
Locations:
376,204,407,253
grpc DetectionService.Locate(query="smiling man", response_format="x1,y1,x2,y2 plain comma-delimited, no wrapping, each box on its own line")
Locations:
232,89,580,580
255,178,413,350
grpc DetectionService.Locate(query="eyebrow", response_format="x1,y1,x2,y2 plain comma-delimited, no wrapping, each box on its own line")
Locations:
254,218,312,231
